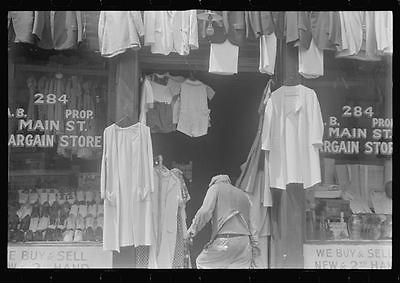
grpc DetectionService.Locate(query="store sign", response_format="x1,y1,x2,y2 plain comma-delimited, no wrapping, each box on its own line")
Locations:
320,106,392,157
7,245,113,268
8,106,102,148
304,243,392,269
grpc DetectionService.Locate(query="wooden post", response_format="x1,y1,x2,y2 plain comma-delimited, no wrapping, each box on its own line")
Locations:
384,56,392,183
8,57,15,182
107,50,140,125
282,42,302,86
115,51,140,124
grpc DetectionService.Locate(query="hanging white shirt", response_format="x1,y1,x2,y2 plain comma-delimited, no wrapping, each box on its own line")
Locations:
336,11,363,58
139,77,154,124
156,171,181,268
261,85,324,190
337,11,381,61
209,39,239,75
299,37,324,79
259,33,277,75
177,79,215,137
144,10,199,56
98,11,144,58
375,11,392,55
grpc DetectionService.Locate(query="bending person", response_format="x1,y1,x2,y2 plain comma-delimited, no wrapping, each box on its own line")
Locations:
187,174,260,269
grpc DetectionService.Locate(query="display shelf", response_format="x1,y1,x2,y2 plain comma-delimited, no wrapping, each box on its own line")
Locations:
305,240,392,245
9,170,74,177
15,63,108,77
8,242,102,247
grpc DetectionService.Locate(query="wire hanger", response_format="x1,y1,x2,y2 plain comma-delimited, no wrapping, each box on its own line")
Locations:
154,154,169,173
184,57,197,81
55,65,63,79
114,114,131,126
154,155,163,166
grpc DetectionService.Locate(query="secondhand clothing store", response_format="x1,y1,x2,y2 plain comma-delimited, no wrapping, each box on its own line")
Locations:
7,10,392,269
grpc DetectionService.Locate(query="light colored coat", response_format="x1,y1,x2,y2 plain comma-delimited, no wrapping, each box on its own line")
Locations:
98,11,144,58
144,10,199,55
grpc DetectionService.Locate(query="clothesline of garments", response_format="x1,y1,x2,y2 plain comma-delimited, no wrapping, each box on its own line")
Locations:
101,121,191,268
210,11,393,78
23,73,107,159
8,11,392,79
140,72,215,137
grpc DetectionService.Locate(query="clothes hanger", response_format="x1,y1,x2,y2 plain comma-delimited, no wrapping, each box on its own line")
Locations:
260,79,273,111
184,57,197,81
114,114,131,127
55,65,63,79
154,154,169,173
188,70,196,81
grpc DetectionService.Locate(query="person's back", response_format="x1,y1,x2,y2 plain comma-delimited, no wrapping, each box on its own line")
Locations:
211,182,251,237
187,175,258,269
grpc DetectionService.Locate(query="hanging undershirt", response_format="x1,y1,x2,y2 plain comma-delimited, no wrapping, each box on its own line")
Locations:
209,39,239,75
259,32,277,75
298,38,324,79
177,79,215,138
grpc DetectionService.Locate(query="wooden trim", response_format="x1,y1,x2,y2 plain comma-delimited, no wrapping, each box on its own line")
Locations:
139,53,259,73
9,169,73,177
107,60,117,125
8,58,15,183
15,64,108,77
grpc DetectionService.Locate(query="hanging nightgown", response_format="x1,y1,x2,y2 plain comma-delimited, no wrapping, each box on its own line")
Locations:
101,122,155,252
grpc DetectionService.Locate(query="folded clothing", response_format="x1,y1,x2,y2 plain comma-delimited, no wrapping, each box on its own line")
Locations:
73,229,83,242
84,227,95,241
63,230,74,242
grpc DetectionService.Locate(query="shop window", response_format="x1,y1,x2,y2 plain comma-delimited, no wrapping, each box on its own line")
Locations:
8,64,108,245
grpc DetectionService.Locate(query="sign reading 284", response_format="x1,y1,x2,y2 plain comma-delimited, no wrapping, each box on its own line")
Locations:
34,93,68,105
342,106,374,118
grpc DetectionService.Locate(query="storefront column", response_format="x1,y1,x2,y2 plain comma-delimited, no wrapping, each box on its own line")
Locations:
107,50,141,267
8,57,15,182
384,56,392,183
107,50,140,125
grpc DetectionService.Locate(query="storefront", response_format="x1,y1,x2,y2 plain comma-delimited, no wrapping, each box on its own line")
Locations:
8,11,392,269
